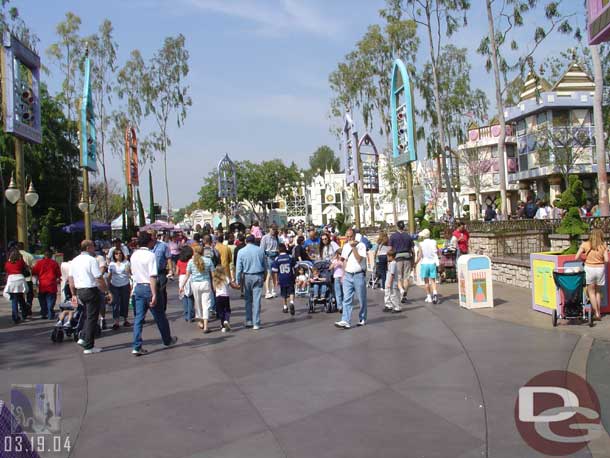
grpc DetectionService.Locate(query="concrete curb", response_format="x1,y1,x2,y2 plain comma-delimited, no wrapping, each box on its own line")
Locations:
567,336,610,458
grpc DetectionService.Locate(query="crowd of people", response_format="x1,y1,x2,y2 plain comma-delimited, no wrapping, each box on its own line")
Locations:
2,218,475,355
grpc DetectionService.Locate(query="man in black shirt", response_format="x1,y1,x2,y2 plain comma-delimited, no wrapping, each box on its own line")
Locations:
388,221,414,303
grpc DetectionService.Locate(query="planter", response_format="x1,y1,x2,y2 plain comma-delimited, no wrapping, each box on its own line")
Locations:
530,252,610,315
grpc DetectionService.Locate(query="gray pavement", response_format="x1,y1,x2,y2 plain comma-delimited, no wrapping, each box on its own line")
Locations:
0,281,606,458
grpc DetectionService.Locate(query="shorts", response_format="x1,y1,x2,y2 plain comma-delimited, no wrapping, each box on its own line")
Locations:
265,256,277,273
395,259,413,283
280,285,295,298
420,263,437,280
585,265,606,286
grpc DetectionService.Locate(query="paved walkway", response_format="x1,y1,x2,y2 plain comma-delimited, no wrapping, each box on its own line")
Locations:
0,281,607,458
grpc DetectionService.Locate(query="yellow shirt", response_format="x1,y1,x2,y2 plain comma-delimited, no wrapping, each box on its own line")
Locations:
580,241,607,266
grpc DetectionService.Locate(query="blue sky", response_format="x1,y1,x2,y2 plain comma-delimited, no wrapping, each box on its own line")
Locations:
17,0,587,209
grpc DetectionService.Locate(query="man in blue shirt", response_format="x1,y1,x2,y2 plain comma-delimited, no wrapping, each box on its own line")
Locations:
272,244,295,315
302,228,321,261
150,230,172,311
235,234,266,330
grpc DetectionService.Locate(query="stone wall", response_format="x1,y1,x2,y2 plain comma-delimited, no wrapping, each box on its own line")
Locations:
469,230,548,258
549,234,572,252
490,256,531,289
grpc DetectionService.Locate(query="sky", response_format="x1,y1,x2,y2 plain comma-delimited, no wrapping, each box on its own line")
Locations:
16,0,588,210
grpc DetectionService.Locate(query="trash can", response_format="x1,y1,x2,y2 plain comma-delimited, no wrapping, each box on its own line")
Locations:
457,254,494,309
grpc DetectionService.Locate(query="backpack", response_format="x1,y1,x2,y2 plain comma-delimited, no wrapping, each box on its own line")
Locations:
525,202,537,219
360,235,372,251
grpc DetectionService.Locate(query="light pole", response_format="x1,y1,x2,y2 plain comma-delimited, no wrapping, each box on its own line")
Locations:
5,174,38,247
78,194,96,234
218,154,237,232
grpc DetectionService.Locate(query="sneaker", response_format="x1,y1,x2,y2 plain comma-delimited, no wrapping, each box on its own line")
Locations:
265,293,273,299
245,321,253,328
163,336,178,348
289,303,295,316
400,296,408,304
253,325,261,330
392,308,402,313
432,294,438,304
132,348,148,356
221,327,227,333
77,339,86,347
112,323,120,330
383,306,393,313
334,320,350,329
223,320,231,332
425,296,432,303
123,321,132,327
83,347,102,355
283,305,289,313
271,291,277,298
357,320,366,326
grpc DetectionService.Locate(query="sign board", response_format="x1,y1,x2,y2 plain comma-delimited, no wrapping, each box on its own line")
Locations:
217,154,237,200
390,59,416,163
125,126,139,186
0,32,42,144
80,54,97,171
358,133,379,193
343,113,360,186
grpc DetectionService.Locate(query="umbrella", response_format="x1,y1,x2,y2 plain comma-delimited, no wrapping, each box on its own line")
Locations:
140,220,175,231
62,220,111,233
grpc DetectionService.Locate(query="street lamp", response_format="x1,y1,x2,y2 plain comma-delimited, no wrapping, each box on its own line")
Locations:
24,179,39,207
4,173,20,204
78,194,96,214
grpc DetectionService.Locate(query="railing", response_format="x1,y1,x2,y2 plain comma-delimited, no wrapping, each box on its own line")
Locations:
464,218,562,233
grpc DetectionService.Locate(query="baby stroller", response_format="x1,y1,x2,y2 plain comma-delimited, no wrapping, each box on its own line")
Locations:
51,301,85,343
552,267,593,327
308,260,336,313
295,261,313,297
439,248,457,283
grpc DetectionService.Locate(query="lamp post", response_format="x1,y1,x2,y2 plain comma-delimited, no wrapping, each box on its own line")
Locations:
78,194,96,235
5,174,38,248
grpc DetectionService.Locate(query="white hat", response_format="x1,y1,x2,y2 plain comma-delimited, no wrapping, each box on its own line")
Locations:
419,229,430,239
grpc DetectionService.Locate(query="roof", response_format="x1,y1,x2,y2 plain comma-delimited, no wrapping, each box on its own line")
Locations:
520,71,551,101
550,62,594,95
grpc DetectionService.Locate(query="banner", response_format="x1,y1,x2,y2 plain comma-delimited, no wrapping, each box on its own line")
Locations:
125,126,139,186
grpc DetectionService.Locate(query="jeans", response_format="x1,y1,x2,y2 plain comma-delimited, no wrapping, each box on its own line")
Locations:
334,277,343,310
341,272,367,325
216,295,231,323
110,284,130,320
38,292,57,319
243,273,263,326
132,284,172,350
182,295,195,321
312,283,327,298
76,287,102,350
26,280,33,307
9,293,25,321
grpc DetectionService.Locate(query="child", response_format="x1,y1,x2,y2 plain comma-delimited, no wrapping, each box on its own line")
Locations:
295,266,309,294
55,301,76,329
383,250,401,313
272,244,296,315
309,267,327,299
330,251,344,312
211,266,239,332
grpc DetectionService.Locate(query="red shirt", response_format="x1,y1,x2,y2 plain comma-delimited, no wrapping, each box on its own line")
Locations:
176,259,188,276
453,229,469,254
4,259,26,275
32,258,61,293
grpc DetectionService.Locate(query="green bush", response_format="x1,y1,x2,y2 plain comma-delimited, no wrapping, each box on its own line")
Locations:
556,175,586,210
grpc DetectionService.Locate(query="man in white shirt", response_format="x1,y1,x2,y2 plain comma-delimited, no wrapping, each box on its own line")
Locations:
68,240,112,354
334,228,368,329
131,232,177,356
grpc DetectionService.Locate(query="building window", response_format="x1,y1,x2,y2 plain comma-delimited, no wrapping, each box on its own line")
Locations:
516,119,526,136
552,109,570,127
536,111,547,128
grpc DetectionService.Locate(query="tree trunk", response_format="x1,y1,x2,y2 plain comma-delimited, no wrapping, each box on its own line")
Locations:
592,44,609,216
486,0,508,217
163,134,171,220
424,3,453,214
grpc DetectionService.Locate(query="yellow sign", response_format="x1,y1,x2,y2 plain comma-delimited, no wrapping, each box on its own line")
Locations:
533,259,556,310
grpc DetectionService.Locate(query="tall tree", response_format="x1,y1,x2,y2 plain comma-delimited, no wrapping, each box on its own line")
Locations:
591,44,608,216
148,169,156,222
136,188,146,227
478,0,578,216
307,145,341,177
387,0,470,215
141,34,192,218
46,12,84,223
85,19,118,222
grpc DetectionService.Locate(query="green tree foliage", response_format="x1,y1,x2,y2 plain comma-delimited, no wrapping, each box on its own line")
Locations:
136,188,146,227
556,175,586,211
86,19,118,222
148,169,155,222
306,145,340,179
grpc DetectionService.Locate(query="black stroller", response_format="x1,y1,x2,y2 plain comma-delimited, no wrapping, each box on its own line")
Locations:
51,301,86,343
308,260,336,313
552,268,594,327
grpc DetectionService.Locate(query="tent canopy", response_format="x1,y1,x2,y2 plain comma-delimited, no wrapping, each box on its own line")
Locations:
62,220,111,233
140,220,175,231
